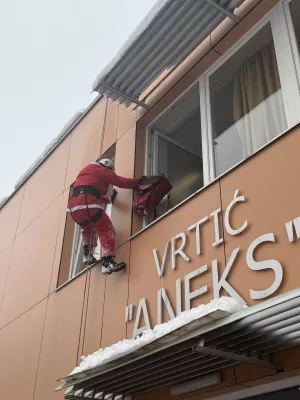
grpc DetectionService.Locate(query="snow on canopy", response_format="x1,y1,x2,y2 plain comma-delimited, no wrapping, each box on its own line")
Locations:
71,296,246,375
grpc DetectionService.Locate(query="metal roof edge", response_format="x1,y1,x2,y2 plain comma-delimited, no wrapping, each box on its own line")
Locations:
92,0,172,92
0,94,103,212
57,288,300,391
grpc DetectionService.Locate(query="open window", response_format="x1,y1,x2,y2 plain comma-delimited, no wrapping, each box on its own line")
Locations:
139,1,300,230
57,146,115,287
147,84,204,220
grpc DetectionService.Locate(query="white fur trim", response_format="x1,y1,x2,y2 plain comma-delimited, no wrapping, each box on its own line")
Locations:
67,204,105,212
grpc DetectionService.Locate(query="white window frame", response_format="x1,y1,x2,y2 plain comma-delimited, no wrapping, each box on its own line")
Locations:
143,0,300,228
284,0,300,89
200,1,300,182
69,223,84,279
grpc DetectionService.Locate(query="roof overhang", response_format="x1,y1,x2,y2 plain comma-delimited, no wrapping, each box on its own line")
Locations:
57,289,300,399
92,0,245,109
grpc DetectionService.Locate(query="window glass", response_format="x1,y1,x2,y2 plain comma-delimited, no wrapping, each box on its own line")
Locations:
290,0,300,53
149,84,203,218
157,136,203,209
210,23,287,176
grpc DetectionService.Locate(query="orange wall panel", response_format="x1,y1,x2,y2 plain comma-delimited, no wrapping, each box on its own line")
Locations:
117,105,137,140
17,136,70,235
101,242,130,348
0,243,13,312
34,273,86,400
0,299,47,400
51,189,71,291
132,124,147,235
0,187,24,253
135,386,172,400
160,183,225,321
128,182,225,335
127,235,161,339
219,126,300,306
233,364,276,385
101,101,118,154
112,125,136,249
65,98,107,188
82,266,105,356
274,344,300,371
0,195,62,327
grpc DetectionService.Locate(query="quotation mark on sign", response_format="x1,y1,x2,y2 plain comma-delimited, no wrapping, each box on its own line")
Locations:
125,304,134,323
285,217,300,243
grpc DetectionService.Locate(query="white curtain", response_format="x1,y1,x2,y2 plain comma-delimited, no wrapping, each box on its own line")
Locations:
233,43,286,158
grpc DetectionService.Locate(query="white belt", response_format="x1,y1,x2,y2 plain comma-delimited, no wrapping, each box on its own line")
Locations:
67,204,105,213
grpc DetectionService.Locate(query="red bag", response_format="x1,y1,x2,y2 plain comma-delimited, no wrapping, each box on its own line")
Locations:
134,175,172,216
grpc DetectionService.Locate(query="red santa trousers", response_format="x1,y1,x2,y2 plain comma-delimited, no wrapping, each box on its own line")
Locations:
71,207,116,258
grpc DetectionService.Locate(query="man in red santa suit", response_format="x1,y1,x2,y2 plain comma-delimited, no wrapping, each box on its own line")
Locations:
67,158,139,275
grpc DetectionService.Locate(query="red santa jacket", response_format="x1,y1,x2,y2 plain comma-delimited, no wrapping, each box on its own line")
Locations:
67,162,138,213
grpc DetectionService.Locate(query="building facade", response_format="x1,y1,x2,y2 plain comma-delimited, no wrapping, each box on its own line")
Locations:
2,0,300,399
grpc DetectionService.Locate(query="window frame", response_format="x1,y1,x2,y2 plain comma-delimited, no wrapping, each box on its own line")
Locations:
200,2,300,182
145,0,300,216
146,82,206,223
69,223,84,279
284,0,300,88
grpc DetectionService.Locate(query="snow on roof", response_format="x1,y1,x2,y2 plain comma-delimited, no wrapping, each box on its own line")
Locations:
70,296,246,376
0,196,9,207
92,0,170,92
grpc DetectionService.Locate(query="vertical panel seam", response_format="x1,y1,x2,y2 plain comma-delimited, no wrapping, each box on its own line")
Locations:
13,183,26,239
126,240,132,340
79,267,93,359
100,98,109,155
0,186,26,315
63,134,73,192
47,190,68,295
218,178,227,266
32,297,50,400
99,276,107,348
117,112,137,143
76,270,90,365
12,184,26,242
115,104,120,145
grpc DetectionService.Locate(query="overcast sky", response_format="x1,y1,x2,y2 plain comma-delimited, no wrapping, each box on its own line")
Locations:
0,0,157,199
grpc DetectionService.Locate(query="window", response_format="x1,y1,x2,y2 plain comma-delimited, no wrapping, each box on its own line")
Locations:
57,146,115,287
203,3,300,179
208,24,287,176
148,84,204,219
145,1,300,225
290,0,300,52
286,0,300,80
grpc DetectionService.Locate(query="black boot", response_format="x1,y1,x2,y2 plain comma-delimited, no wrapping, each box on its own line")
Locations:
102,256,126,275
83,244,97,266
